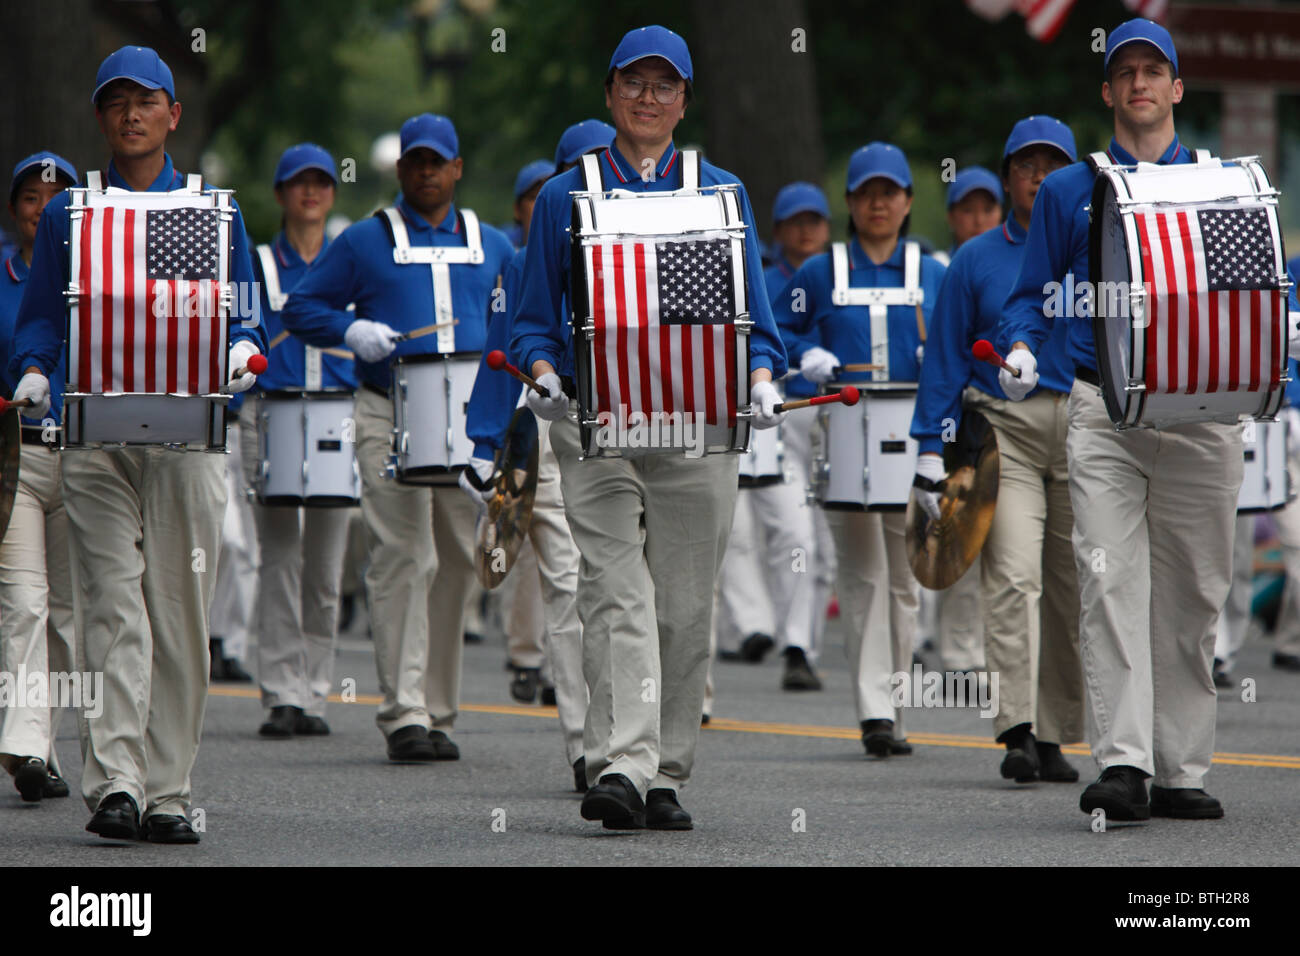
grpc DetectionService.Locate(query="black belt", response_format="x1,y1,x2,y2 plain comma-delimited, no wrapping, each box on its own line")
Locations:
363,382,390,399
1075,366,1101,387
20,428,54,449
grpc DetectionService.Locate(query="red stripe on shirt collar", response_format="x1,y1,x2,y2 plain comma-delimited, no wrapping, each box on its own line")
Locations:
1002,222,1012,243
5,257,19,282
603,148,628,184
660,145,678,178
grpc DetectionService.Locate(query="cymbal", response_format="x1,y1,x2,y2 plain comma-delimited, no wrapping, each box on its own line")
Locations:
0,413,20,546
474,408,540,589
905,408,1000,590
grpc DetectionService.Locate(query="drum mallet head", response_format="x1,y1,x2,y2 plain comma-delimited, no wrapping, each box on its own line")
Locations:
972,339,1017,376
0,397,34,415
487,349,547,395
774,385,859,413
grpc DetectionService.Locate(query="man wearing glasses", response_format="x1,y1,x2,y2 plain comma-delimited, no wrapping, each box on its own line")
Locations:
511,25,788,830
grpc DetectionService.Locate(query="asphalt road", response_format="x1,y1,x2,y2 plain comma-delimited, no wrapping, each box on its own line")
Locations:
5,612,1298,867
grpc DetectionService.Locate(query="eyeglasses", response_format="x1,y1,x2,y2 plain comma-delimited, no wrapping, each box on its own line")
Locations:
1012,159,1068,180
615,76,684,105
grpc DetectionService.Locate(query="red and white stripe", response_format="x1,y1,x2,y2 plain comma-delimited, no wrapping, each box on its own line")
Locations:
71,206,224,395
586,240,737,426
1135,208,1283,396
1122,0,1169,24
1020,0,1076,42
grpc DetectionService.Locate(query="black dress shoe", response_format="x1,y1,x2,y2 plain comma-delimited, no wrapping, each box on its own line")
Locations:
427,730,460,760
1273,652,1300,672
700,713,710,726
209,638,226,681
86,792,140,840
781,647,823,690
888,738,913,756
43,769,70,799
580,773,645,830
646,789,693,830
540,684,557,706
386,725,438,762
294,714,330,736
510,666,540,703
259,705,302,739
1150,785,1224,819
739,633,775,663
14,757,46,802
1036,742,1079,782
141,814,200,844
218,656,253,683
998,724,1040,782
1079,765,1150,821
572,757,588,793
860,719,895,757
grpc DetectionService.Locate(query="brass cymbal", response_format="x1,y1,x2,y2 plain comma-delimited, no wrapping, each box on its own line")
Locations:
905,408,1000,591
475,408,540,589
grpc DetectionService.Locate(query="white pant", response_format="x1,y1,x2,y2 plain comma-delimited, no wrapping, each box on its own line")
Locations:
209,420,259,663
781,412,834,654
935,558,985,671
1213,515,1256,670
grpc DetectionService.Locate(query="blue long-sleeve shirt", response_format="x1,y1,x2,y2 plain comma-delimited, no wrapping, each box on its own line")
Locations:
999,135,1193,373
509,142,787,382
772,237,946,384
466,245,528,459
1,254,65,426
281,197,515,393
911,215,1073,455
8,154,266,387
764,255,819,399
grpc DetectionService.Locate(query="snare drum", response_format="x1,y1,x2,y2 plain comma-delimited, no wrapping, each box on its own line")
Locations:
738,425,784,486
812,382,918,510
255,391,359,507
388,352,478,485
1237,418,1288,512
569,150,752,459
1089,153,1288,429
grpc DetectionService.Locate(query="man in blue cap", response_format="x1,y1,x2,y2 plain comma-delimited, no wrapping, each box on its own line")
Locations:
0,151,78,804
913,115,1084,785
505,159,553,249
511,25,789,829
939,167,1003,264
1000,20,1236,821
283,113,515,764
8,45,266,843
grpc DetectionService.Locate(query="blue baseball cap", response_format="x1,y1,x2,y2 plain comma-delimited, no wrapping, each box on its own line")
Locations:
772,182,830,223
514,159,553,199
554,119,615,168
92,46,175,105
947,167,1003,208
1104,18,1178,76
9,151,78,204
274,143,337,188
609,25,693,82
847,142,911,193
1003,114,1078,164
400,113,459,161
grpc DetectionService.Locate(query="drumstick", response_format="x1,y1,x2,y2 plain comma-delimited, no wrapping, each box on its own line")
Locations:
916,304,927,343
775,386,860,413
0,397,34,414
838,363,884,373
321,347,355,360
971,339,1020,377
486,349,547,396
268,330,291,350
393,318,459,343
220,354,269,394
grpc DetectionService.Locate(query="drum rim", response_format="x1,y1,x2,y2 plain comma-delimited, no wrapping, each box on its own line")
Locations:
391,351,482,367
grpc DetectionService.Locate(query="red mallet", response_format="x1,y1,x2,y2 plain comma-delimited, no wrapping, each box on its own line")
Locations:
972,339,1020,377
221,353,268,393
486,349,548,396
0,397,34,414
776,386,860,413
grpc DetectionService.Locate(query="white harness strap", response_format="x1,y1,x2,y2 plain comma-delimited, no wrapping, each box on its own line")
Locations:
680,149,700,191
1089,150,1114,171
86,170,103,191
84,170,206,196
581,149,701,191
581,153,602,192
257,242,323,389
1194,148,1211,164
830,239,923,381
382,206,485,353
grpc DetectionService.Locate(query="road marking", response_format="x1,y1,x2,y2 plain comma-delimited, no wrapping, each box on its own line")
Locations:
209,687,1300,770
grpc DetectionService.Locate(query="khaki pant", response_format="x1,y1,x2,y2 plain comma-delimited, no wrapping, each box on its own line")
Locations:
239,399,351,717
1213,515,1256,670
826,510,917,737
354,387,477,738
934,558,986,671
965,387,1083,744
209,421,259,663
1066,380,1241,787
549,410,736,796
0,443,75,776
63,446,225,818
781,412,835,654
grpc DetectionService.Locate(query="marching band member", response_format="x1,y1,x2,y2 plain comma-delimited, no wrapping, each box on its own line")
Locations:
939,167,1003,264
0,151,77,803
912,115,1084,784
1000,19,1237,821
9,46,267,842
283,114,515,763
1262,272,1300,675
775,142,946,757
512,25,788,829
242,144,355,738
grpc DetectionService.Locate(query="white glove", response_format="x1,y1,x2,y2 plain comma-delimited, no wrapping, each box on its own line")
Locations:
999,348,1038,401
916,344,925,364
750,379,783,430
525,372,568,422
345,319,402,364
914,453,946,522
1288,310,1300,361
799,346,840,384
458,456,497,507
227,341,260,394
13,372,51,419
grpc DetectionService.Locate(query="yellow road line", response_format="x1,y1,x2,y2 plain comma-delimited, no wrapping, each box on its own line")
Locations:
207,686,1300,769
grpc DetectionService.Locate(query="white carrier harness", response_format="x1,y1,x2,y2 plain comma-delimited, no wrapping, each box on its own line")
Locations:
830,239,922,381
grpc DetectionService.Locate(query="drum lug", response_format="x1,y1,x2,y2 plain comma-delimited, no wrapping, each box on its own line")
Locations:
734,312,753,334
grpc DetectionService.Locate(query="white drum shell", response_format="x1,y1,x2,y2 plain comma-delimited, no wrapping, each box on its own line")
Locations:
257,392,359,506
738,425,783,485
814,383,918,510
61,393,227,450
391,353,478,484
1237,418,1288,512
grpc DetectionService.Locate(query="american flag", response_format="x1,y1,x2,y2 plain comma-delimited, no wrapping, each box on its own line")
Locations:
1135,205,1284,395
964,0,1166,43
585,236,739,425
71,202,226,394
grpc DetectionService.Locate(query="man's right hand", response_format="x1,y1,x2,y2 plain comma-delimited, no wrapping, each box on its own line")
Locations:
999,347,1038,401
344,319,402,364
13,371,51,419
525,372,568,422
799,346,840,384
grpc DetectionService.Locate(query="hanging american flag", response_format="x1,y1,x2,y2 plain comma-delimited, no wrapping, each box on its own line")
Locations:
1122,0,1169,24
1135,205,1284,395
586,236,740,425
71,200,226,394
